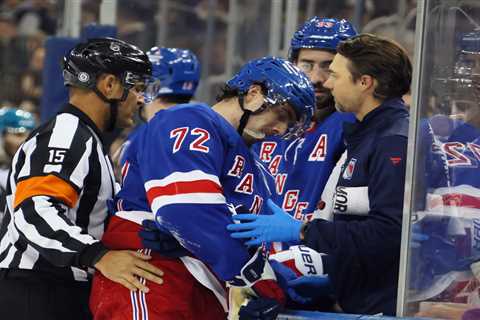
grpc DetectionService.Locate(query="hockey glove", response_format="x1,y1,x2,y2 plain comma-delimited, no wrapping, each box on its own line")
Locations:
229,247,286,319
227,199,303,246
287,275,333,303
139,220,189,258
238,297,282,320
269,245,328,304
269,260,310,304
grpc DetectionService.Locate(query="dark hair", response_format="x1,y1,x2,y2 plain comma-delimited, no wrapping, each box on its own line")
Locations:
337,33,412,100
157,94,193,104
215,83,268,102
216,84,239,102
290,48,336,63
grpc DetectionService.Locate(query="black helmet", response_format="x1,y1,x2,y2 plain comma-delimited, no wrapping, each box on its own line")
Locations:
63,37,152,90
62,37,152,131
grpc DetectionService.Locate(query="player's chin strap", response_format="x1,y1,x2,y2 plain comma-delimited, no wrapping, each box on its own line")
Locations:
237,94,268,136
93,87,130,131
137,104,147,123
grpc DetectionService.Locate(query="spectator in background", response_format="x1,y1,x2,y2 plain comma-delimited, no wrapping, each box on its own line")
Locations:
14,0,56,36
0,14,21,104
0,107,35,223
20,45,44,108
0,107,35,167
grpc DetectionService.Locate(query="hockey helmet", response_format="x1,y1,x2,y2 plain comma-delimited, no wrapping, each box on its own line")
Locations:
144,47,200,103
289,17,357,61
0,107,36,134
227,56,315,139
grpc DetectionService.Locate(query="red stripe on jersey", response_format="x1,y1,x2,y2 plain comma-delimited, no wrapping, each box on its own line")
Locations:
121,160,130,183
442,193,480,209
146,179,223,204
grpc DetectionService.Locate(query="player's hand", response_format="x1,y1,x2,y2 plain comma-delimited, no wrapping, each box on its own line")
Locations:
239,297,282,320
94,250,164,293
287,275,333,303
139,220,189,258
227,199,303,246
269,260,310,305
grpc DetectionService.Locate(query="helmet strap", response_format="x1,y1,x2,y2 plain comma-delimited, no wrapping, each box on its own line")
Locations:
237,94,271,136
237,94,252,136
93,86,130,132
137,104,148,123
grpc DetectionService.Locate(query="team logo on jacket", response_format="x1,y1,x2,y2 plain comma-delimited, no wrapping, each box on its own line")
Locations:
342,158,357,180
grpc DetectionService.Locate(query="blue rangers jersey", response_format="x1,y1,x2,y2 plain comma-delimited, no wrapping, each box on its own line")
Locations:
409,116,480,297
303,98,409,315
110,103,273,281
254,112,354,222
425,115,480,192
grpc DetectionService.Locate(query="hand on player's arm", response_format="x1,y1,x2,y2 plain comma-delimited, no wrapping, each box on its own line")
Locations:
227,199,304,245
94,250,164,293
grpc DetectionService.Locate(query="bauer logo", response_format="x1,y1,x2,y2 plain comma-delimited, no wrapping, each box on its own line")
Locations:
342,158,357,180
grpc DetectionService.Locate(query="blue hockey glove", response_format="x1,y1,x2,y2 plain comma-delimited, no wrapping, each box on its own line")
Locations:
269,260,310,305
139,220,189,258
227,199,303,246
239,297,282,320
287,275,333,303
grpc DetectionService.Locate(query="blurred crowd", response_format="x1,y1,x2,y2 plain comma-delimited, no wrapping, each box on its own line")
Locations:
0,0,417,129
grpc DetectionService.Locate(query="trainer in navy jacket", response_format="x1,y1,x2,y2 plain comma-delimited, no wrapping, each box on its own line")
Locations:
303,98,408,315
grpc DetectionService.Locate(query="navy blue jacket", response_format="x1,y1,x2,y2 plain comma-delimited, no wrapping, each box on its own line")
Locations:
303,98,409,315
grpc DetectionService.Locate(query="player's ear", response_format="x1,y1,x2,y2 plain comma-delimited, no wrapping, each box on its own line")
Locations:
244,84,264,112
97,73,119,99
359,74,376,93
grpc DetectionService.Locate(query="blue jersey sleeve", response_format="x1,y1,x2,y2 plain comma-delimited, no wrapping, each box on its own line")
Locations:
138,106,250,281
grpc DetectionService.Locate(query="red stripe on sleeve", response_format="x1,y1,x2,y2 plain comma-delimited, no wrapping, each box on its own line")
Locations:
146,179,223,204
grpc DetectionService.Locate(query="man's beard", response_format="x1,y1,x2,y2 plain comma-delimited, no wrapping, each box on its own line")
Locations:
313,87,335,122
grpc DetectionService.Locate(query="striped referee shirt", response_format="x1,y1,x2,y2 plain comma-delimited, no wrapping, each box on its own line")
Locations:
0,104,115,282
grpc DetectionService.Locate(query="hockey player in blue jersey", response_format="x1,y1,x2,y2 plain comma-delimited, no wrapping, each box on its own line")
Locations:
90,56,315,320
245,17,358,312
140,47,200,122
228,34,412,316
253,17,356,238
407,30,480,318
114,46,200,171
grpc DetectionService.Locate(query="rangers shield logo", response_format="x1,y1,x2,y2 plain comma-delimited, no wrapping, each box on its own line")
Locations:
342,158,357,180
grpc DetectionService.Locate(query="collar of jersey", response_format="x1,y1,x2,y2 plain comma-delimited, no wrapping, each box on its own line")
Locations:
59,103,105,144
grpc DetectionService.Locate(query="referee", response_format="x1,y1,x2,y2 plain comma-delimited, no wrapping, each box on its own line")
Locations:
0,38,164,320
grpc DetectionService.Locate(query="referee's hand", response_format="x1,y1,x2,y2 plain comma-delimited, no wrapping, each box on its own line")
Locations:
94,250,164,293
